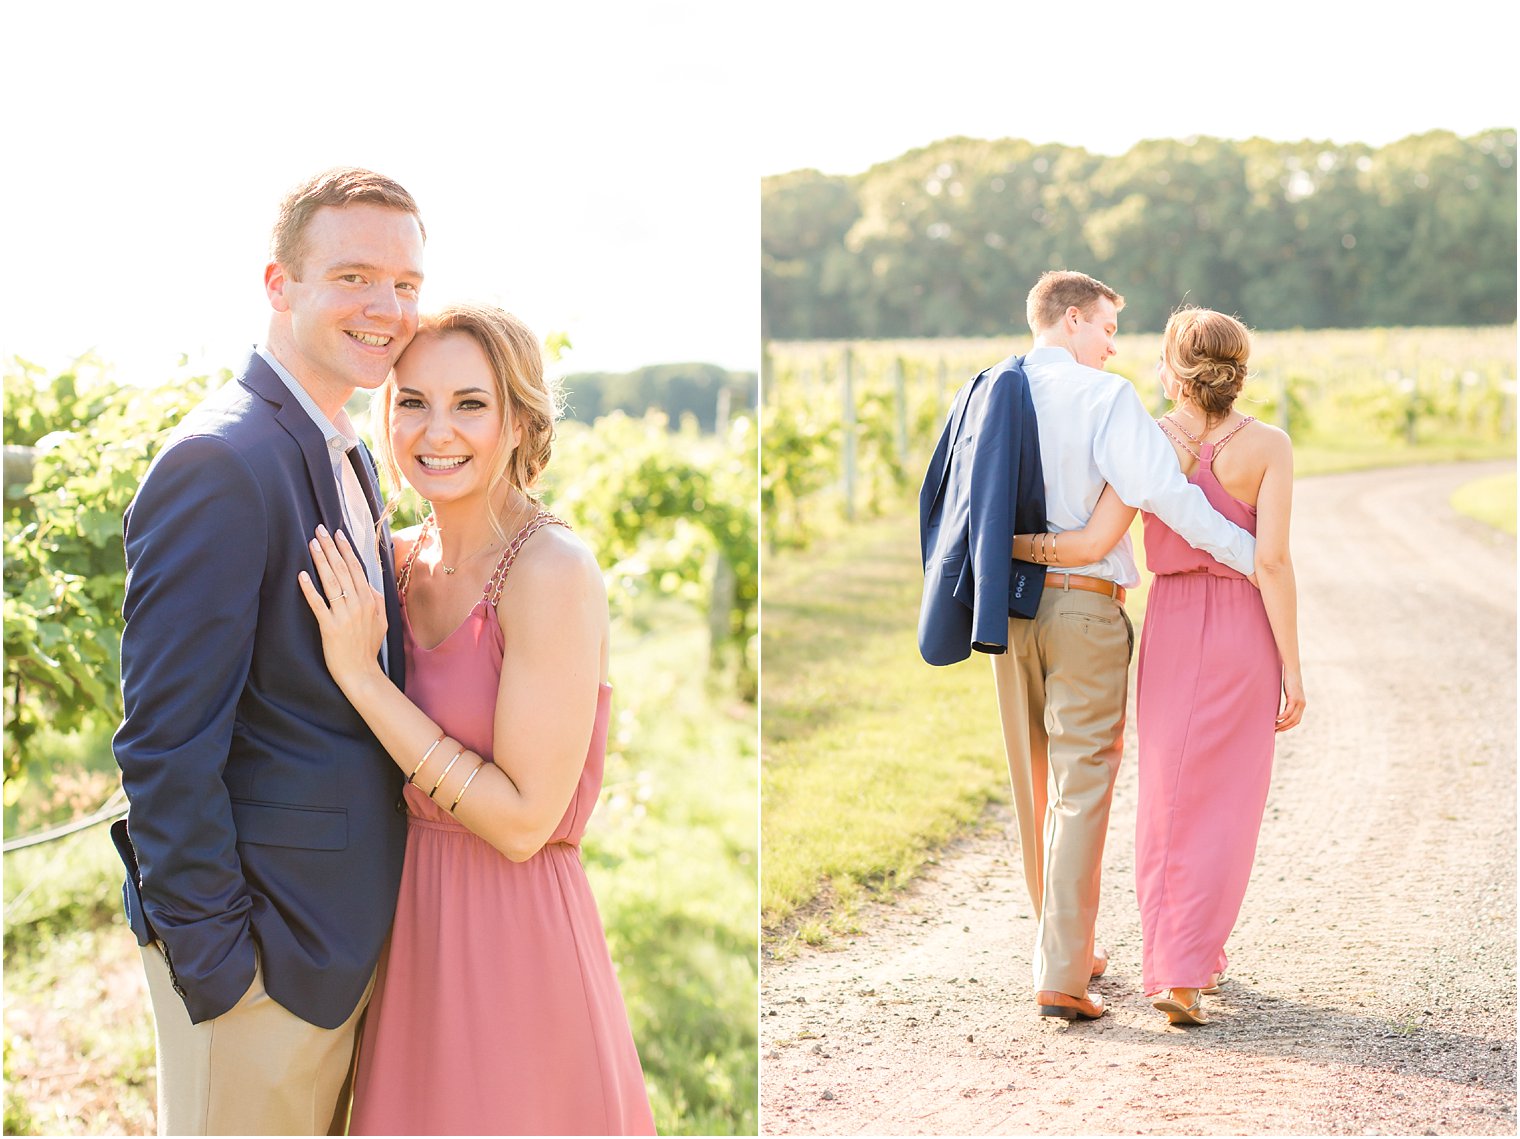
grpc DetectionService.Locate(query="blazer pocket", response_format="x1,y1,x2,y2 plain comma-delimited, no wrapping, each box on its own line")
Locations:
230,799,349,851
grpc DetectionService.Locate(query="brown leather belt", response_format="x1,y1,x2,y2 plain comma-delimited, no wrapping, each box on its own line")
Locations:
1044,572,1126,604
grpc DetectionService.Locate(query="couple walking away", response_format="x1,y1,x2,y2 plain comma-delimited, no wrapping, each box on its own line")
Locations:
111,168,656,1134
919,270,1304,1026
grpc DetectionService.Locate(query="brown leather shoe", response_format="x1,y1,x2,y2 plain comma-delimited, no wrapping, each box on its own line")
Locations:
1090,945,1109,978
1036,989,1105,1019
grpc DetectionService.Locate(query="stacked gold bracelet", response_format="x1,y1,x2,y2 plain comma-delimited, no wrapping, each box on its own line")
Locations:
1030,532,1059,565
407,732,489,813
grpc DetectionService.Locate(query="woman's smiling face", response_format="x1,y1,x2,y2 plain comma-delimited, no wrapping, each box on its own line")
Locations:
390,331,519,505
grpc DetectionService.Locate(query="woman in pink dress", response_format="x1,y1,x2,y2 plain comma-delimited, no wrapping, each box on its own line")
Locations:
1014,307,1304,1027
297,302,655,1133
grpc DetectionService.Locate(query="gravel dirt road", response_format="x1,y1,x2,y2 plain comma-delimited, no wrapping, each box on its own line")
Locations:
761,460,1516,1136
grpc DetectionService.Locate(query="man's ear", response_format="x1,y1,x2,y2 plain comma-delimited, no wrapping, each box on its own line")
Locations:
265,261,292,313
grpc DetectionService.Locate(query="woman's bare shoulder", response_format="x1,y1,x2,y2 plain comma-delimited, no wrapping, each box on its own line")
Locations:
1235,417,1293,457
492,519,606,620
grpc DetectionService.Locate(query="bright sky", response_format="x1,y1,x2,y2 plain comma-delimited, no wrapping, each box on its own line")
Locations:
753,0,1517,174
4,2,1513,387
3,2,760,384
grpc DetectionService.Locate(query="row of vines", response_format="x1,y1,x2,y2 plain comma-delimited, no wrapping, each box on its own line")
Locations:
761,326,1518,551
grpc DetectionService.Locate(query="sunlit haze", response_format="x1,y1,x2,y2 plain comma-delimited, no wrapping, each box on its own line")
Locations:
752,1,1515,175
3,2,759,384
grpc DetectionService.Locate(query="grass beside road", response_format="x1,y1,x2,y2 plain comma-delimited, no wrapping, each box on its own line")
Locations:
760,505,1005,941
1450,469,1517,535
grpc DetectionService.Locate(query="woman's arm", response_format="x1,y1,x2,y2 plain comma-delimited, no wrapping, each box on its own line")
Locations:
299,524,607,861
1251,430,1305,731
1012,484,1137,567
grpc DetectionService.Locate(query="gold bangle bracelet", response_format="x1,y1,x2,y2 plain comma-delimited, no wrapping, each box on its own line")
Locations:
408,733,445,784
449,761,487,812
428,749,466,799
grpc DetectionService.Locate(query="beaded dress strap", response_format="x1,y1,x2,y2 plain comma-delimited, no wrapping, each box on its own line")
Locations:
484,509,570,608
1159,415,1256,464
1210,416,1256,454
395,514,434,600
1158,417,1204,461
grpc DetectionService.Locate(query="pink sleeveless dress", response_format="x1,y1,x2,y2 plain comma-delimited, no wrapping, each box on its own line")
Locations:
1135,418,1281,997
350,511,655,1135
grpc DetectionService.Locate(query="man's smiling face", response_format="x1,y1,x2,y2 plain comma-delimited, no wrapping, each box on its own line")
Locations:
266,202,425,404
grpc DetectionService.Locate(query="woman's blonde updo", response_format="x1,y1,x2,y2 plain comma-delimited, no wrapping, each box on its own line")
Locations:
1162,307,1252,419
374,302,563,531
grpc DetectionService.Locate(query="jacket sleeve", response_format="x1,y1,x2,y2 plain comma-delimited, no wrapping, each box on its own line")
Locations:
113,433,265,1023
1095,387,1257,575
965,376,1016,653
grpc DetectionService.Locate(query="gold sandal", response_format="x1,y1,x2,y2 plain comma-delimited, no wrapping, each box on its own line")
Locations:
1152,987,1209,1025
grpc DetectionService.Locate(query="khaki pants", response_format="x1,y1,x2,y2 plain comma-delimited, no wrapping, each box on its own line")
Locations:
140,944,373,1135
991,586,1132,997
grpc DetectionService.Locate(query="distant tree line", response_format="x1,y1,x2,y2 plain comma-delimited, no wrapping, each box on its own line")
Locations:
762,129,1517,338
560,362,757,433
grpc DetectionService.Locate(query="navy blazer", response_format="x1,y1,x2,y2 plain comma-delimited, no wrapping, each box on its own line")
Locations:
112,349,408,1030
918,354,1048,666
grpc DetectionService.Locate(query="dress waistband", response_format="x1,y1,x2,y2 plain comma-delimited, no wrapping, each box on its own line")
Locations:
1155,570,1248,580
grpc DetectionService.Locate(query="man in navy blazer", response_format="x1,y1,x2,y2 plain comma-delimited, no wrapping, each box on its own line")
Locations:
918,353,1047,665
112,168,424,1134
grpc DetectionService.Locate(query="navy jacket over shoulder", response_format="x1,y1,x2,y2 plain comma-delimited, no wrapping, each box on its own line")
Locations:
918,353,1047,666
112,349,408,1030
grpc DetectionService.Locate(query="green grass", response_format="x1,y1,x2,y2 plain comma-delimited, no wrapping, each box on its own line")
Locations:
1450,470,1517,535
3,604,757,1137
586,604,757,1136
760,506,1007,932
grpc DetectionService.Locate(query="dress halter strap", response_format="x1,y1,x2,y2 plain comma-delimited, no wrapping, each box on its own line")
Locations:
483,508,570,608
1160,414,1256,465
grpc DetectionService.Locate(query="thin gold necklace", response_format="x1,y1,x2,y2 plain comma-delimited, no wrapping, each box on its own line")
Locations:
427,513,500,575
429,500,534,574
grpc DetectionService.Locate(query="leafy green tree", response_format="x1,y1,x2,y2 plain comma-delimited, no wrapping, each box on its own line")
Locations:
761,169,860,338
3,359,218,795
762,129,1517,335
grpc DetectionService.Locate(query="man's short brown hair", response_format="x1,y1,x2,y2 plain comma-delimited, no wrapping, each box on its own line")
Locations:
1026,270,1124,334
270,167,425,278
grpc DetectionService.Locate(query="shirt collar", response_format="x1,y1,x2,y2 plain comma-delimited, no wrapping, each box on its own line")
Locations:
256,346,359,455
1024,345,1076,366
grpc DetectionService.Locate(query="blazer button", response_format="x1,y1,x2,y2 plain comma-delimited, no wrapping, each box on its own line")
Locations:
395,796,407,815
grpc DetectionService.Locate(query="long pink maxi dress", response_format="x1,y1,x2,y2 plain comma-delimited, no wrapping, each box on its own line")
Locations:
1135,418,1281,997
350,512,656,1135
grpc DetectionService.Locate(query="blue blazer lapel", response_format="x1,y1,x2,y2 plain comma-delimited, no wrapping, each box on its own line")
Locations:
240,353,347,538
241,354,406,689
